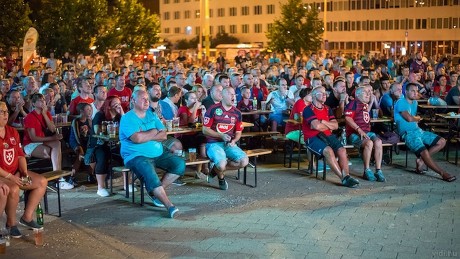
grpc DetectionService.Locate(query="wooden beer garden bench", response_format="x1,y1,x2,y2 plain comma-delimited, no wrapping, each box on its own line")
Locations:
41,170,72,217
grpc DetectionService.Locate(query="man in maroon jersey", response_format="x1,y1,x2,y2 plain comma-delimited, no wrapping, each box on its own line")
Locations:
203,87,248,190
108,74,132,112
345,87,385,182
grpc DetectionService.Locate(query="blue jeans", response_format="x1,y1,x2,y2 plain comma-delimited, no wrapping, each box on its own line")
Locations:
125,152,185,192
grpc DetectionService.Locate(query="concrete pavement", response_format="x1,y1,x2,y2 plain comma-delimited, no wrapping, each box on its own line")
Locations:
5,151,459,258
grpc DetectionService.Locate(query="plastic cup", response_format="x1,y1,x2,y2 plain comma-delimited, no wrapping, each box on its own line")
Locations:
188,148,197,162
372,109,379,119
34,229,44,246
174,150,183,157
166,120,173,131
261,101,267,111
19,117,25,127
172,117,180,128
56,127,62,135
107,123,116,138
61,113,68,123
0,240,5,254
52,115,58,125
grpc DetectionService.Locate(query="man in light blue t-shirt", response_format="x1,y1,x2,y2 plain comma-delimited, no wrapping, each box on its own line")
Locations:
120,90,185,218
394,83,456,182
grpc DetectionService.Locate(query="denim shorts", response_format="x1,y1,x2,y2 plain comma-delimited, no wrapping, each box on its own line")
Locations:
268,113,288,126
206,142,247,165
403,128,440,157
306,135,343,158
348,132,378,149
125,152,185,192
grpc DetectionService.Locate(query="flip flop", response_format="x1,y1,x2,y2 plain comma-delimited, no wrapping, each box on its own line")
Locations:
442,175,457,182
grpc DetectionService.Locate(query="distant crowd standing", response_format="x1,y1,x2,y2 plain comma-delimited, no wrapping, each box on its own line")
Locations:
0,49,458,226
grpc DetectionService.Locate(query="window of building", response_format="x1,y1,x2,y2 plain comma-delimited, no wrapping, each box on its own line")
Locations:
431,18,436,29
401,19,406,29
333,1,339,11
164,0,170,4
209,9,213,18
362,21,368,30
217,8,225,17
362,0,368,9
408,19,414,29
195,10,200,18
388,20,393,30
394,19,399,29
357,21,361,31
369,20,374,30
351,21,356,31
164,12,170,20
381,20,386,30
209,26,213,35
356,0,362,9
344,21,349,31
242,24,249,33
184,0,190,2
174,0,179,3
218,25,225,33
338,1,344,10
230,25,237,33
195,26,200,35
174,27,180,34
334,22,338,31
229,7,237,16
416,19,427,29
444,18,449,28
184,10,190,19
242,6,249,15
254,5,262,15
254,23,262,33
453,18,459,29
327,21,332,32
267,4,275,14
174,11,180,19
437,18,442,28
375,20,379,30
164,28,170,33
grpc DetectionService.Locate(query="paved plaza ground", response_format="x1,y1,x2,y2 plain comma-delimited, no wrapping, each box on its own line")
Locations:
4,151,460,259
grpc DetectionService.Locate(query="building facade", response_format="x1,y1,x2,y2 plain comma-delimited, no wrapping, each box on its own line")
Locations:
160,0,460,56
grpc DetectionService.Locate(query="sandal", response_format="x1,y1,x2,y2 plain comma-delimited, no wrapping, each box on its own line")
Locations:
442,174,457,182
414,168,428,175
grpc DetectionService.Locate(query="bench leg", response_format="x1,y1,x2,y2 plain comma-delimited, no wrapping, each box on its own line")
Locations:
125,171,130,199
57,181,62,217
132,173,136,204
322,157,326,180
44,190,49,215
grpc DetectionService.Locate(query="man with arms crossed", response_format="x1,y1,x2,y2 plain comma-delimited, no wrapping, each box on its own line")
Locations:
119,90,185,218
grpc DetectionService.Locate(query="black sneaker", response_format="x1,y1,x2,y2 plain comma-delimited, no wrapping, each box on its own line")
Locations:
219,178,228,190
207,163,218,183
67,176,79,187
8,225,22,238
342,175,359,188
87,174,97,184
172,178,186,186
20,217,44,230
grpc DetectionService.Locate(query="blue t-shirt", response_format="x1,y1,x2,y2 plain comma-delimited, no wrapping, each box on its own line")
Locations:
119,109,165,164
380,93,403,117
394,98,419,135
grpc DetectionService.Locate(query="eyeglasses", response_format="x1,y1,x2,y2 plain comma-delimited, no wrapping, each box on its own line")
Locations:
315,92,329,97
0,110,8,116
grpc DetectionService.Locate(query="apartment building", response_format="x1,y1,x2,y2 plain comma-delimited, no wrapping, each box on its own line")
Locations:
160,0,460,56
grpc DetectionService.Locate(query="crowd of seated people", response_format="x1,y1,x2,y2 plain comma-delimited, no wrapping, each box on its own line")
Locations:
0,49,458,224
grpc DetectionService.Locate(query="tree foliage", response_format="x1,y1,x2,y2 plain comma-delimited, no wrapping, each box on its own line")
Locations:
266,0,323,56
96,0,161,54
36,0,108,56
0,0,33,49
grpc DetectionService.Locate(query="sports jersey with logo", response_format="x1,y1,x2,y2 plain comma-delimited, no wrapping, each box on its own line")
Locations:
203,103,243,143
302,104,335,140
0,126,25,175
344,100,371,137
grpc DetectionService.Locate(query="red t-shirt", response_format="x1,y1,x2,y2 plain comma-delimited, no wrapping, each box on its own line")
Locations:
108,87,132,112
285,99,308,134
177,106,202,126
203,103,243,143
69,96,94,115
302,104,335,140
23,110,53,146
0,126,25,174
433,85,452,99
345,100,371,137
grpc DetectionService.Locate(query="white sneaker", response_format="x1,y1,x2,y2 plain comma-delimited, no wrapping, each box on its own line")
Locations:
123,185,137,193
97,189,110,197
59,180,74,190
